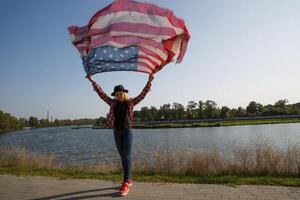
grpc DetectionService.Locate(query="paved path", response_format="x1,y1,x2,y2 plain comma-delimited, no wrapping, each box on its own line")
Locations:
0,174,299,200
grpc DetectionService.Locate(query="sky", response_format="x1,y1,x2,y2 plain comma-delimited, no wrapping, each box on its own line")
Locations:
0,0,299,120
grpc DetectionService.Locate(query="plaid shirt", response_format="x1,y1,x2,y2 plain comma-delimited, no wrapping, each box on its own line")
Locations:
92,80,152,129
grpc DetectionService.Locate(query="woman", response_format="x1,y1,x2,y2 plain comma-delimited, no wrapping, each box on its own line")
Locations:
86,74,154,196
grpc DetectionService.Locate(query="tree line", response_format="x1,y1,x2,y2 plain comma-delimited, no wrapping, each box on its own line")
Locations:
0,110,97,132
96,99,300,125
1,99,300,130
132,99,300,122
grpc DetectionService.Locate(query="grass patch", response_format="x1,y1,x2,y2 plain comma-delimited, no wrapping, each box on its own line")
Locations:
1,166,299,186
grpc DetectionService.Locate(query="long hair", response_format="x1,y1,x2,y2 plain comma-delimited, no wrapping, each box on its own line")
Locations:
123,92,131,102
114,91,132,102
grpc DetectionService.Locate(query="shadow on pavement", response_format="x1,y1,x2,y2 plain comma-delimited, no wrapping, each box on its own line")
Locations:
31,186,123,199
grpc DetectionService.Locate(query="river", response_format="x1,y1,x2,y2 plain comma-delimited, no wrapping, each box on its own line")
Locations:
1,123,300,165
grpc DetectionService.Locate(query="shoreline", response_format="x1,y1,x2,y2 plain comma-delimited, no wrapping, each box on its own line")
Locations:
93,117,300,129
2,117,300,132
0,128,24,134
1,137,299,187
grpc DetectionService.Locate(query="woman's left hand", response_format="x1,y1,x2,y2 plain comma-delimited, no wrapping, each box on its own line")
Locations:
86,75,96,84
148,74,154,82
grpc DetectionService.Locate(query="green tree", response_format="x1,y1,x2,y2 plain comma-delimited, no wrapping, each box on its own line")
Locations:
140,106,152,121
274,99,289,114
29,116,39,127
203,100,219,118
159,104,172,120
220,106,230,118
149,106,159,120
95,117,106,126
197,100,205,118
275,99,288,108
187,101,197,119
172,102,185,120
246,101,258,116
237,106,247,117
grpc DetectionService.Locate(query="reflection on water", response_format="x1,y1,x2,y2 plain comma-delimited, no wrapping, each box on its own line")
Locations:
0,123,300,165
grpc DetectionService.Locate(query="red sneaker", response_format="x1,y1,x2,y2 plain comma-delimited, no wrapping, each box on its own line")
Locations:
127,178,133,186
120,178,133,186
119,182,130,196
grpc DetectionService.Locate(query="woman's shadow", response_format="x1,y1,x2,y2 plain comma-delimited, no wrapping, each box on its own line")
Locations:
31,186,122,200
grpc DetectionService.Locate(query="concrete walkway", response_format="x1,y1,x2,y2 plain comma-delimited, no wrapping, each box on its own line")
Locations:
0,174,299,200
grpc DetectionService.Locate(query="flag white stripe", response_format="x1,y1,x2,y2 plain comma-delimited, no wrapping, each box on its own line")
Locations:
90,30,172,42
140,51,162,66
137,65,152,73
138,58,156,70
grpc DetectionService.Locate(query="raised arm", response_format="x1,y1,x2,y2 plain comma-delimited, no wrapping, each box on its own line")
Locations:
131,74,154,106
86,75,113,106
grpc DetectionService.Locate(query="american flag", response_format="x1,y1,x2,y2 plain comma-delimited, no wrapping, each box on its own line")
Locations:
68,0,190,76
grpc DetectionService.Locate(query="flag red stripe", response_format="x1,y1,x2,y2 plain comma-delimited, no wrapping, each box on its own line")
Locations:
139,55,159,69
89,22,176,37
139,46,166,65
138,61,154,72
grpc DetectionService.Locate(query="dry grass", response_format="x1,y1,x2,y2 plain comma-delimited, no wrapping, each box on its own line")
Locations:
0,146,58,168
1,137,300,177
228,137,300,176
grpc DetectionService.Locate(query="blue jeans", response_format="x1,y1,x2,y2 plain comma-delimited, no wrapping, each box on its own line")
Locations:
113,128,132,182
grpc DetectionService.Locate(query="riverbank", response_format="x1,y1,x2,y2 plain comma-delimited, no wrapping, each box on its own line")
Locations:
0,124,89,134
0,126,49,134
2,117,300,132
91,117,300,129
1,140,299,187
0,128,24,134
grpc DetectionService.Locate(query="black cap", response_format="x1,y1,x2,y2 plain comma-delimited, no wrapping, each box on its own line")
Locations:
111,84,129,96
